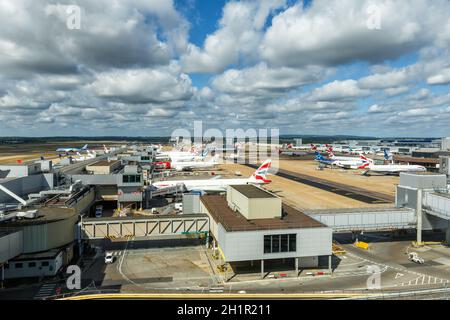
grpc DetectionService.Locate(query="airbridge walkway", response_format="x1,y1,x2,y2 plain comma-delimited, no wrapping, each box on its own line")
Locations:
80,214,209,239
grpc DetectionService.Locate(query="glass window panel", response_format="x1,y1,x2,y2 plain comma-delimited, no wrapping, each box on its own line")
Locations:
271,235,280,253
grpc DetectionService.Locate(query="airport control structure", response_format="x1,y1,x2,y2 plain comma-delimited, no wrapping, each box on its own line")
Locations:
1,137,450,296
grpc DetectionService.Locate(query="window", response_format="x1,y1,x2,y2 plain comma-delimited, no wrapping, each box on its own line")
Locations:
28,262,36,268
122,175,141,183
141,156,150,161
281,234,288,252
264,234,296,254
15,263,23,269
264,236,271,254
41,261,49,267
271,235,280,253
289,234,296,252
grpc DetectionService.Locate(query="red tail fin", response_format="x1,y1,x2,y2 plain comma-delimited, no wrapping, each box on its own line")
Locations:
358,162,370,169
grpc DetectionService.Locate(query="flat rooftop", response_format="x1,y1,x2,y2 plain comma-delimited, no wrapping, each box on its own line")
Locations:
394,156,439,164
201,195,326,232
87,160,120,167
230,185,276,198
0,206,76,227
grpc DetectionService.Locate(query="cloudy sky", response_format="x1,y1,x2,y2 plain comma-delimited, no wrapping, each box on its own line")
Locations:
1,0,450,137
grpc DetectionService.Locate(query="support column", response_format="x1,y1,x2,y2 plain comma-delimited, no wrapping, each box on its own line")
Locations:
417,188,423,245
261,260,264,279
445,225,450,246
1,264,4,289
328,255,332,274
295,258,299,277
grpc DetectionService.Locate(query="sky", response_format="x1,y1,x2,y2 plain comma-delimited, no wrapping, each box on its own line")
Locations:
0,0,450,137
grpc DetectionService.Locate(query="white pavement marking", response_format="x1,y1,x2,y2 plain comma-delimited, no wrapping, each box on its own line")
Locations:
34,283,57,299
345,248,450,289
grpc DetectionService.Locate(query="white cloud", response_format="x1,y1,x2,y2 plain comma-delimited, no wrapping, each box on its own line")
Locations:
181,0,285,73
212,63,329,96
309,80,370,102
260,0,450,68
89,63,194,104
427,68,450,85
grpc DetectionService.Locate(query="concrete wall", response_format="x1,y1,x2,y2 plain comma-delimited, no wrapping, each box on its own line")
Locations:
399,173,447,189
21,213,78,254
183,194,200,215
216,224,332,262
86,161,121,174
248,198,281,219
226,186,281,219
0,230,23,263
118,186,143,202
71,174,118,186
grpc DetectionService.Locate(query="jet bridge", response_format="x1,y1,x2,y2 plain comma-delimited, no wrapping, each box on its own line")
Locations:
304,207,417,232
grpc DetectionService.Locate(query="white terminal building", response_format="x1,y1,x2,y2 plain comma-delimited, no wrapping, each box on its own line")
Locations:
199,185,332,278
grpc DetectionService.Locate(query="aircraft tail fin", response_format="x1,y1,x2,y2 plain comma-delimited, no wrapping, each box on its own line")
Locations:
315,151,325,161
249,159,272,183
82,144,88,150
358,162,370,169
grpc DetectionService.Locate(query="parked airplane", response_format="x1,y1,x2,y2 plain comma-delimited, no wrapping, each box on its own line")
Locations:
316,151,368,169
326,148,361,161
73,150,96,162
311,144,332,152
358,155,426,175
56,144,88,153
314,152,336,166
103,145,111,154
152,159,272,192
171,155,220,171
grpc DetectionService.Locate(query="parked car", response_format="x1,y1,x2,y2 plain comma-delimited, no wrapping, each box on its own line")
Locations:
104,252,114,264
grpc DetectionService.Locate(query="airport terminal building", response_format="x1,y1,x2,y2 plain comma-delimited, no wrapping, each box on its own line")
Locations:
199,185,333,277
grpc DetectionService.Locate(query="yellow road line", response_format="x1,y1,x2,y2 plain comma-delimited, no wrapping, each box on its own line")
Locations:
59,292,375,300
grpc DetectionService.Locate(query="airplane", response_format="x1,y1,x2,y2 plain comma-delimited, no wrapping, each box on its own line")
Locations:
329,155,369,169
383,149,393,162
151,159,272,192
162,148,211,162
358,155,426,175
171,155,220,171
311,144,332,152
326,148,362,161
56,144,88,153
103,145,111,154
315,151,368,169
314,152,336,166
73,150,97,162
